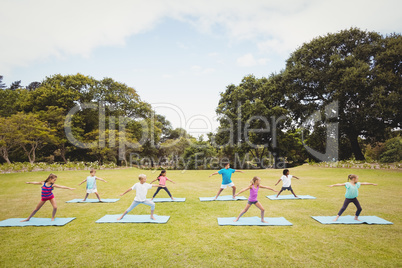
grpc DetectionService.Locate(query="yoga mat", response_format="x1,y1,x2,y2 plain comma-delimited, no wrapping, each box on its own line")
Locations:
267,195,316,200
96,214,170,224
66,199,119,203
311,215,393,225
218,216,293,226
148,198,186,202
0,217,76,227
199,195,247,201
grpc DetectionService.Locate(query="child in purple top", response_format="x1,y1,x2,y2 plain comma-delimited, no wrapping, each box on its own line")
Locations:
234,176,277,223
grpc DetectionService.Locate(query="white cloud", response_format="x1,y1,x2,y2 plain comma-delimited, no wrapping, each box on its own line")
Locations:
236,53,269,67
1,0,401,74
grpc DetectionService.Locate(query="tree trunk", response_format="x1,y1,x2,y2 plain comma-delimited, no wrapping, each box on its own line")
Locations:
0,148,11,164
60,145,67,163
349,134,365,161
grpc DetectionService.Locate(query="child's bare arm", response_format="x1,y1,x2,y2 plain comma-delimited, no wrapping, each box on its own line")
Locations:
234,170,244,173
328,183,346,187
235,186,251,196
209,172,219,177
260,185,278,192
166,178,176,184
78,179,87,186
53,184,75,190
150,179,158,184
120,188,132,196
293,176,300,180
96,177,107,183
152,184,165,187
360,182,377,186
25,181,44,185
274,179,281,186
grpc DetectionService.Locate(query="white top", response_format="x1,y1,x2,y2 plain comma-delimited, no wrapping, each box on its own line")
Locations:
131,182,152,201
280,175,293,187
86,176,97,189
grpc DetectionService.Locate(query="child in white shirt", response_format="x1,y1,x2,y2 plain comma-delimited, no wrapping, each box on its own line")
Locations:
117,174,164,220
275,169,300,198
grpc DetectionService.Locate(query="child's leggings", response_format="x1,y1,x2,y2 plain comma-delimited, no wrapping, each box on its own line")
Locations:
153,187,172,198
126,200,155,213
337,198,362,216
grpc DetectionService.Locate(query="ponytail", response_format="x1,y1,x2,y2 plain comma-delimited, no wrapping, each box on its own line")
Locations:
348,174,357,181
250,176,260,186
157,170,167,179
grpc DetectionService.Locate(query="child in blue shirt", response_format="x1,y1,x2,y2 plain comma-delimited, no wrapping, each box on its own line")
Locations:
329,174,377,221
209,163,244,200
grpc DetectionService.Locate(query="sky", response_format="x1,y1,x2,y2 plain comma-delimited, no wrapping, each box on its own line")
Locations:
1,0,401,137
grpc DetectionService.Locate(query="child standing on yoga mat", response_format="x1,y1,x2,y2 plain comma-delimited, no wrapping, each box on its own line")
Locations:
275,169,300,198
234,176,277,222
78,169,108,202
117,174,163,221
209,162,244,200
22,173,75,222
150,170,175,200
329,174,377,221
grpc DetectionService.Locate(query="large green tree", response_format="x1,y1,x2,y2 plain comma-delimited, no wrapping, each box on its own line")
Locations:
214,75,289,168
282,28,401,160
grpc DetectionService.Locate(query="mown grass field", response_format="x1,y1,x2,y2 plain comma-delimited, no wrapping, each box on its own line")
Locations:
0,165,401,267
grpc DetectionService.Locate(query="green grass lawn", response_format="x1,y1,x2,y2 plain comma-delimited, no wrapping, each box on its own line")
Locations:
0,165,401,267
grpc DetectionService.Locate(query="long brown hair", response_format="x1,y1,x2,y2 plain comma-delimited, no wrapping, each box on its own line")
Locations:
347,174,357,181
157,170,166,180
45,173,57,184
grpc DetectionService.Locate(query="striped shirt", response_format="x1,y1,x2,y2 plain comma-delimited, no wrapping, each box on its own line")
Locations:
41,183,54,200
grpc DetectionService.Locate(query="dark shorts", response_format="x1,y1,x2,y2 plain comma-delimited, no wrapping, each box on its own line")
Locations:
282,186,293,191
248,200,258,205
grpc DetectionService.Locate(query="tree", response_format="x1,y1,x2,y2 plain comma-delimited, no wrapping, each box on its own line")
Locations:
10,112,54,163
0,88,20,117
0,76,6,89
26,81,41,91
181,139,217,169
214,75,288,168
10,80,22,90
37,106,70,163
282,28,401,160
0,117,18,163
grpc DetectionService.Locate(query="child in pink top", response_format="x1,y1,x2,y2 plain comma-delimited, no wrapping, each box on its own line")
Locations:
234,176,277,223
150,170,176,200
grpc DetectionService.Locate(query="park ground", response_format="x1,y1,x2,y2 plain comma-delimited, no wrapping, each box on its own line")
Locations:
0,165,401,267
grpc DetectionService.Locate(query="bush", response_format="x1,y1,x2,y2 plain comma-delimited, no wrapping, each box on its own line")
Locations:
380,136,402,163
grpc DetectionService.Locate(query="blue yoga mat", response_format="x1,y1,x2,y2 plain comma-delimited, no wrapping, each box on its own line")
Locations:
148,198,186,202
66,199,119,203
0,217,76,227
96,214,170,224
200,195,247,201
218,216,293,226
311,215,393,225
267,195,316,200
